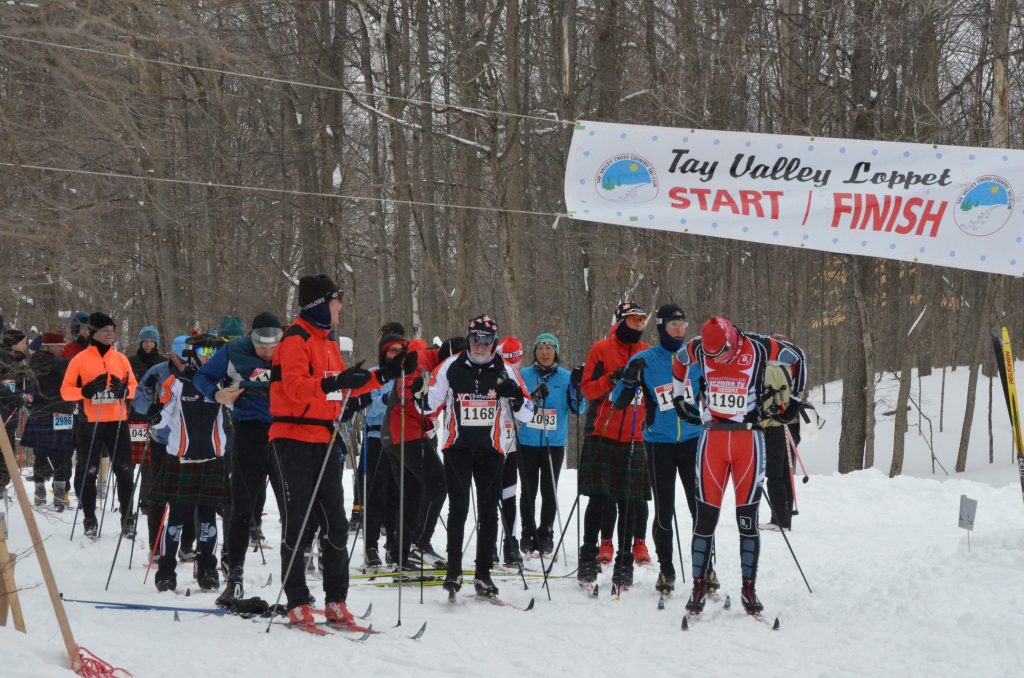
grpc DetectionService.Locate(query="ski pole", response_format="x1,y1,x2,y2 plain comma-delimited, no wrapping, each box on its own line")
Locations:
396,367,406,628
69,396,105,540
144,503,169,584
615,382,641,600
541,388,568,565
778,515,812,594
128,436,151,570
105,462,142,590
784,425,809,483
265,389,353,633
541,494,579,590
98,398,127,538
512,431,549,600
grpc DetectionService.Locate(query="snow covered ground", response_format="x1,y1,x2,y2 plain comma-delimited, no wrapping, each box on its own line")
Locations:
2,364,1022,677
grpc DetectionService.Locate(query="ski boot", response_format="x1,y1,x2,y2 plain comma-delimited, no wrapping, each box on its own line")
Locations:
121,513,137,540
631,538,652,565
577,544,599,595
473,573,500,598
348,507,362,533
82,516,99,539
155,571,177,593
706,568,720,595
287,604,323,634
249,526,262,548
611,552,634,593
538,529,554,556
655,564,676,594
443,573,463,602
520,533,537,557
413,543,447,569
598,538,614,566
685,577,709,613
741,578,764,614
34,481,47,507
503,536,521,569
324,601,355,625
364,546,383,569
216,568,244,608
197,568,220,591
52,481,67,511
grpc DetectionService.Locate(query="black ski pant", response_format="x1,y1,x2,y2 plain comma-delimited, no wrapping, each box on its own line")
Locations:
157,503,218,575
225,421,282,572
33,445,73,484
763,425,796,529
518,444,564,544
360,436,396,551
646,439,698,576
443,446,502,579
386,437,446,564
74,419,134,520
272,438,349,610
584,495,645,552
499,449,518,548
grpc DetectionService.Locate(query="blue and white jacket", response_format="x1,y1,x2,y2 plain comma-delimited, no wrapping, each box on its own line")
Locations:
516,364,585,447
611,344,702,444
193,337,273,424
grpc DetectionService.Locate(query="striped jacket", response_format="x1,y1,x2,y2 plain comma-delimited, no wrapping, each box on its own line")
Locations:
153,369,226,463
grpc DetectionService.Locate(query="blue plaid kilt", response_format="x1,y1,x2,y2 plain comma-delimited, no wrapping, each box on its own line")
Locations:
20,411,74,450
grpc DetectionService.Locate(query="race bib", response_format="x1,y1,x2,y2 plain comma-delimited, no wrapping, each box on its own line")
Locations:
129,422,151,443
52,413,74,430
91,390,118,404
707,382,748,416
503,422,516,450
461,399,497,426
526,408,557,430
654,384,675,412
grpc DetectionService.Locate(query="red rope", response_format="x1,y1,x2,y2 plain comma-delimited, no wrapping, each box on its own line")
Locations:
74,646,132,678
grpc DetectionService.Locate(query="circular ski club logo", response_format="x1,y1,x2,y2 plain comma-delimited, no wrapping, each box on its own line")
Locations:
954,176,1014,237
595,153,659,204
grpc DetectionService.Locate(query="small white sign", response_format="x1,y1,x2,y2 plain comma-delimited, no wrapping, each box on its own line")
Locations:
958,494,978,531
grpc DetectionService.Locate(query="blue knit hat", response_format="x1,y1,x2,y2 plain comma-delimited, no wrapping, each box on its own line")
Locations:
137,325,160,347
171,335,189,360
534,332,560,363
218,315,245,339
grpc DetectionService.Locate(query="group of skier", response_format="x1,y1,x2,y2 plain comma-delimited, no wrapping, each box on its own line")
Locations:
0,279,807,630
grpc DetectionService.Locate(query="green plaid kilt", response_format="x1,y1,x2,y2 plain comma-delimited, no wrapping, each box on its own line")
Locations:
578,436,651,502
149,454,229,507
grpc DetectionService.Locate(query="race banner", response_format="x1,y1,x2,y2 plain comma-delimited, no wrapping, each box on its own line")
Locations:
564,121,1024,276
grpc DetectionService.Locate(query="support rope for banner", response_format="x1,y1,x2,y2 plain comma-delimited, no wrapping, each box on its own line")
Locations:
0,33,577,128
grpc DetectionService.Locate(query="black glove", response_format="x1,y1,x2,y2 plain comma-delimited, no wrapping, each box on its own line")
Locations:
495,378,523,399
402,350,418,374
109,375,128,399
378,358,401,382
411,376,426,398
321,362,373,393
532,382,550,401
621,357,646,387
607,367,624,387
673,396,701,424
570,365,584,390
147,410,164,426
342,393,371,422
80,373,109,399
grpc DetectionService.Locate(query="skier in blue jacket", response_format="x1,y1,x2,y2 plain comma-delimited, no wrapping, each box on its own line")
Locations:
517,333,585,556
611,304,703,593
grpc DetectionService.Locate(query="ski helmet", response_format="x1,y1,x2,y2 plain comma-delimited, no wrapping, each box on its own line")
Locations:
701,316,742,364
467,315,498,345
614,301,647,323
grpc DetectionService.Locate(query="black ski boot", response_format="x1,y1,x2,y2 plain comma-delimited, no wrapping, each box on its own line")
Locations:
538,529,554,556
577,544,599,584
685,577,709,613
364,546,383,568
503,536,520,569
412,543,447,569
655,564,676,593
611,552,634,592
520,533,536,556
155,571,177,592
197,568,220,591
443,573,463,601
34,481,46,507
216,568,244,608
121,513,137,539
82,516,98,539
741,578,764,613
473,573,499,598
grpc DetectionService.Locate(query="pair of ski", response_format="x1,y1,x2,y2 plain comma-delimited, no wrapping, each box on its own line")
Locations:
681,594,780,631
992,327,1024,502
272,604,427,641
447,588,536,611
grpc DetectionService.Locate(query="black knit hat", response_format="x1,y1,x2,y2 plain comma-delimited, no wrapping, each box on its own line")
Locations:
87,312,115,333
656,304,687,325
2,328,26,350
251,312,283,331
298,274,342,309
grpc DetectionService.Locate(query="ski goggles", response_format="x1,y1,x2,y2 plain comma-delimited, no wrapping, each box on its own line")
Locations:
251,327,284,346
195,345,218,357
468,330,496,346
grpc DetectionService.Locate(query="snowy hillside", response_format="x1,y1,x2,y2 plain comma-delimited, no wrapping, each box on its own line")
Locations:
1,363,1021,677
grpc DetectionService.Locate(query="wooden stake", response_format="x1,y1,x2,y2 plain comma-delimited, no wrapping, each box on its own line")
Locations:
0,425,80,671
0,513,27,631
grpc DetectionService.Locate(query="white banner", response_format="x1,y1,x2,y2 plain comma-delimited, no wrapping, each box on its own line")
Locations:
564,121,1024,276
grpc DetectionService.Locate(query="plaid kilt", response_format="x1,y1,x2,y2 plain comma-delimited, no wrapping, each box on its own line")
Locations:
19,411,74,451
578,436,651,502
149,454,230,507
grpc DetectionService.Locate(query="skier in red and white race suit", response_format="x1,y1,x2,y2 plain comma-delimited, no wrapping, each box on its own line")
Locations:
672,316,806,614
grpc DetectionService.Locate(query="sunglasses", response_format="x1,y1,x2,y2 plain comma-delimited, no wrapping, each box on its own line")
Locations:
469,331,496,346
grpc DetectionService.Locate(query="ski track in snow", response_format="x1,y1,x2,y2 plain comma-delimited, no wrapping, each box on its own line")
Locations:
1,365,1021,677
